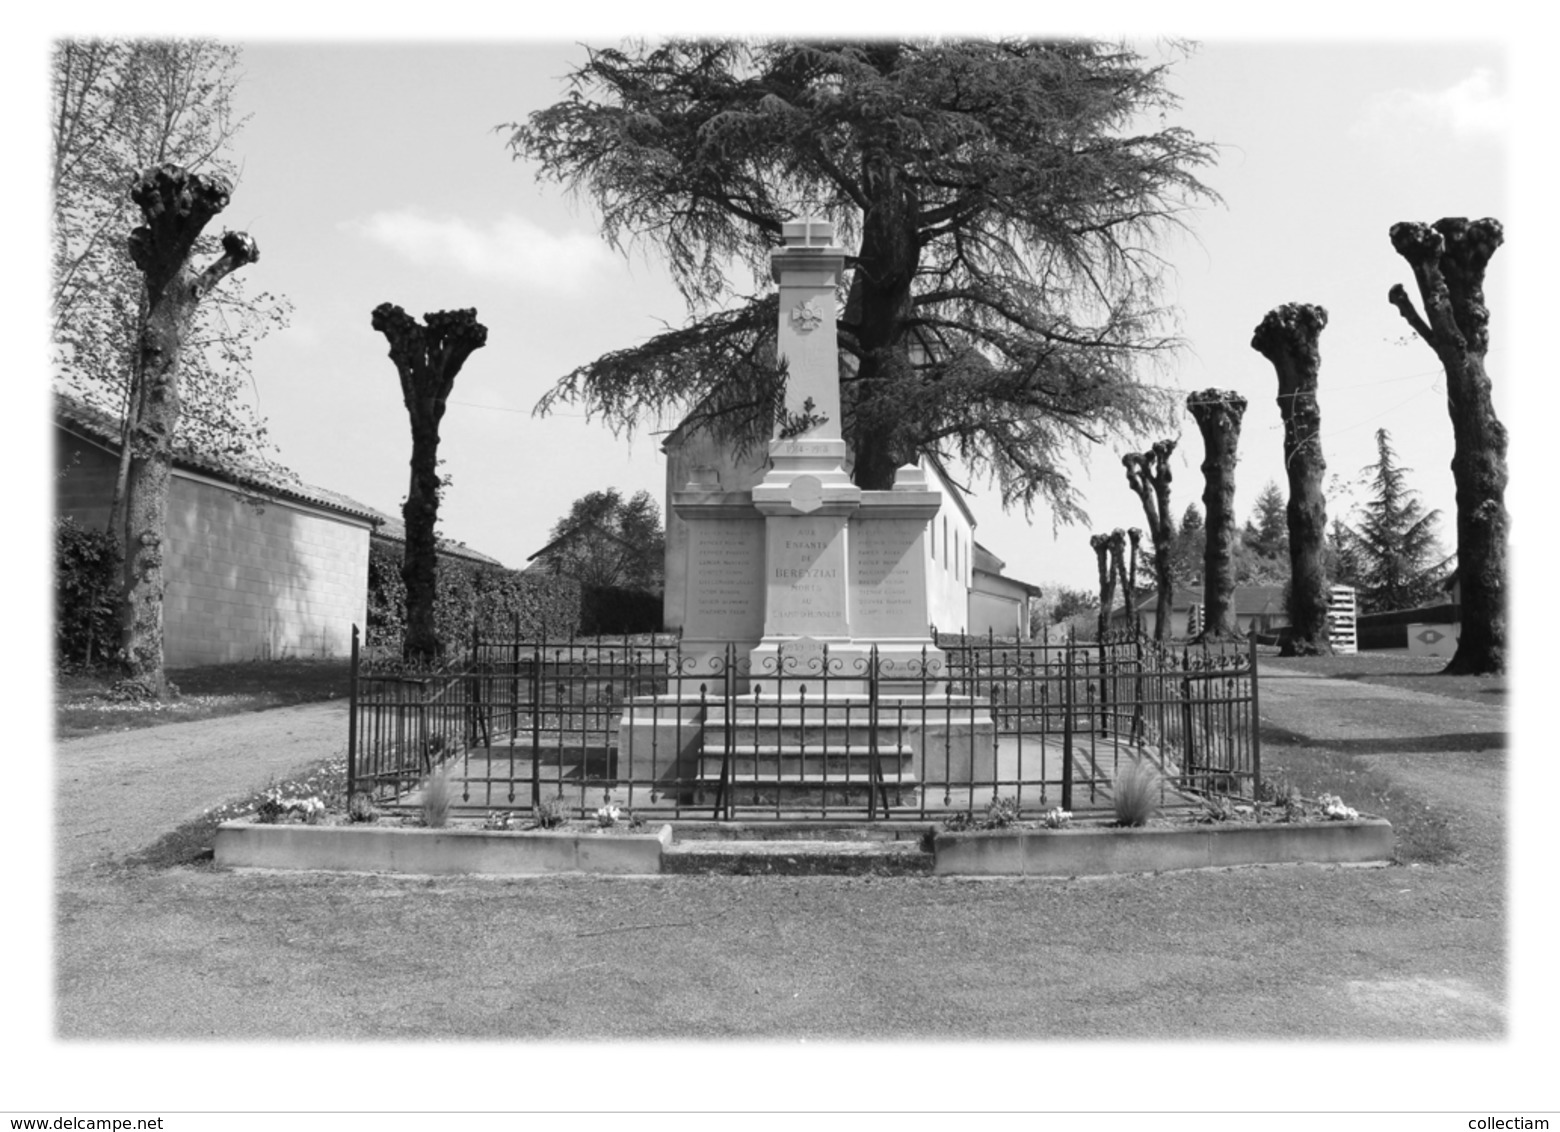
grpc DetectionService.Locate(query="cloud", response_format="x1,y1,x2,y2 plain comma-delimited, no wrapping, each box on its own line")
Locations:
346,210,616,291
1352,68,1507,141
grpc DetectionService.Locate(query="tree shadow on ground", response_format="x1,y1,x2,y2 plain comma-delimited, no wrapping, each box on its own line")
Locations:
1260,724,1506,755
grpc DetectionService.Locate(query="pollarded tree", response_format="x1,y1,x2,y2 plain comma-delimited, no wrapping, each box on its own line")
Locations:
1089,532,1118,641
1122,438,1176,640
1122,527,1142,630
1251,302,1331,656
52,39,293,545
372,305,490,664
1388,217,1506,675
509,39,1218,519
1186,389,1247,641
121,165,260,694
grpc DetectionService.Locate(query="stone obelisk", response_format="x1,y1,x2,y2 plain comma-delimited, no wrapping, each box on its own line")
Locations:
748,220,943,682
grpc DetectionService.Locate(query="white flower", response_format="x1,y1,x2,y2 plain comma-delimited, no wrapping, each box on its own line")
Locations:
1319,793,1358,821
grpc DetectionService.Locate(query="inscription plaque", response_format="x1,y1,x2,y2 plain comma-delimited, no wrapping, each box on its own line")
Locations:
684,520,764,640
850,519,926,637
765,515,848,636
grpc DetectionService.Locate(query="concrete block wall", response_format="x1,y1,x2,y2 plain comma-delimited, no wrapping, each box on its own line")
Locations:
162,475,370,666
55,436,119,531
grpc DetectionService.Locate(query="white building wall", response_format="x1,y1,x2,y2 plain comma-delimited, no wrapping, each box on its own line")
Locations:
924,467,973,635
162,473,371,665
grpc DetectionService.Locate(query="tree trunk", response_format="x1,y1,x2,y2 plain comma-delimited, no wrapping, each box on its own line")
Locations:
402,415,444,664
1090,533,1116,641
1123,440,1176,641
372,305,490,664
120,166,257,696
1123,528,1141,630
845,122,920,491
1252,303,1333,657
1388,217,1507,675
1187,390,1247,641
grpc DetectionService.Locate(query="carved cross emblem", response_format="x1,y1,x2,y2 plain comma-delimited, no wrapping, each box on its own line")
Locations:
790,297,824,334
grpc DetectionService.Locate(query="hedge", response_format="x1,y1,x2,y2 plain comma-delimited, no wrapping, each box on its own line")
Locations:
55,517,121,668
366,538,581,654
580,584,663,636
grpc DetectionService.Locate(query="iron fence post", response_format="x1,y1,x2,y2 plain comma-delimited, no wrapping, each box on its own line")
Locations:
868,644,883,820
348,624,359,798
529,644,542,808
1249,632,1262,798
1062,642,1074,812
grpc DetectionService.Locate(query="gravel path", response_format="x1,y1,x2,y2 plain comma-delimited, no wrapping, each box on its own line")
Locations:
55,701,349,872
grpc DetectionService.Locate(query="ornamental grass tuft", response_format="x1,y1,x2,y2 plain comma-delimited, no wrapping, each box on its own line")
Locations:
419,767,454,828
1112,759,1161,827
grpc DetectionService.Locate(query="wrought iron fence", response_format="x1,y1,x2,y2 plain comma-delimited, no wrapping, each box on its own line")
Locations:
348,625,1261,821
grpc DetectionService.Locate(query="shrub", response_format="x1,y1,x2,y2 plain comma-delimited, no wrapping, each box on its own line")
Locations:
580,585,662,636
1112,760,1161,827
980,796,1021,829
533,795,568,829
54,517,121,668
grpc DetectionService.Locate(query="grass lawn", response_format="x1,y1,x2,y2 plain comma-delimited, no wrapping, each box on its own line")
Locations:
1260,647,1507,705
55,658,351,739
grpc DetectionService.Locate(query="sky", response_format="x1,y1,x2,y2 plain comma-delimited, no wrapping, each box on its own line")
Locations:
15,7,1555,1116
166,38,1510,598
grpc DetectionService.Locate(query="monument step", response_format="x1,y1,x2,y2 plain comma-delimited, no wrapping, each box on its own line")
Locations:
624,692,989,708
702,722,901,746
704,757,914,780
717,742,913,758
688,781,922,810
696,768,918,784
661,839,933,876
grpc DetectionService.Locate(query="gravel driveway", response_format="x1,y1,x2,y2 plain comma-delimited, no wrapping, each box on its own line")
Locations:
55,700,350,872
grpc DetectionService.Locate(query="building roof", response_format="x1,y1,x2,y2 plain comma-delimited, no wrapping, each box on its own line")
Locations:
1112,584,1287,621
368,511,509,568
972,541,1043,596
55,392,382,524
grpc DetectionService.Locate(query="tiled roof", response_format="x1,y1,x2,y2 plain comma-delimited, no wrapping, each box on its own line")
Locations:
1113,584,1288,618
55,391,382,524
369,510,507,568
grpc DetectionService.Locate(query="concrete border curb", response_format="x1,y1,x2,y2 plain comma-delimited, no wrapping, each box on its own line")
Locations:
933,818,1394,876
214,821,672,875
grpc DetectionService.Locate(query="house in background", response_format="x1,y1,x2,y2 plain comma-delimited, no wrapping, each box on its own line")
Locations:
969,542,1044,640
1110,583,1289,640
660,419,1040,640
55,393,379,666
